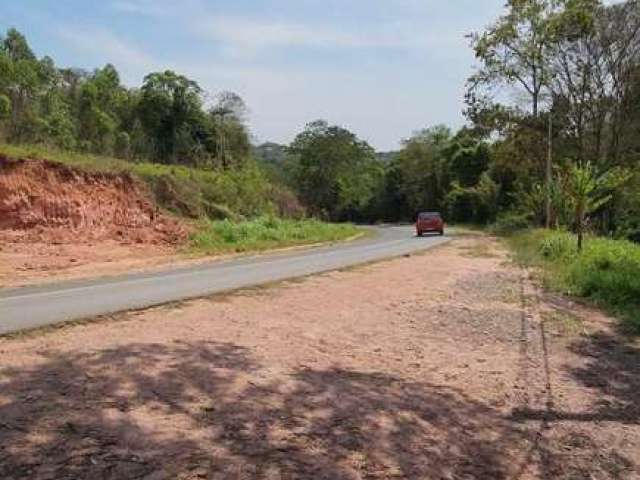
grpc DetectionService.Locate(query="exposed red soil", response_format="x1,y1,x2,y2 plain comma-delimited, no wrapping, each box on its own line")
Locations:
0,156,187,245
0,235,638,479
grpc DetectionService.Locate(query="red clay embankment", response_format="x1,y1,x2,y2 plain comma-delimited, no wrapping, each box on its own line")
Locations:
0,155,186,245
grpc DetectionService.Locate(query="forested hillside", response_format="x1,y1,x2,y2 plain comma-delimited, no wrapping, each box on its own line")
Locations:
461,0,640,242
0,28,250,167
1,0,639,242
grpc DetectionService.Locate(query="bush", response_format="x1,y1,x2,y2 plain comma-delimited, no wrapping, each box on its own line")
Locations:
491,212,531,235
539,231,575,260
507,229,640,332
190,216,362,254
567,237,640,313
0,143,303,221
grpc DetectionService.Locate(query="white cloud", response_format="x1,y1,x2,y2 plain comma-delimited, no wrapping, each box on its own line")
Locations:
194,15,461,57
49,1,499,150
56,27,158,82
111,0,170,16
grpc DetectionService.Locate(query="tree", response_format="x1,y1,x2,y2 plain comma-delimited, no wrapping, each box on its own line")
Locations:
2,28,36,62
138,70,204,163
210,91,250,168
0,28,257,169
449,138,490,188
467,0,557,117
394,126,452,216
566,162,629,250
287,120,382,220
0,94,9,118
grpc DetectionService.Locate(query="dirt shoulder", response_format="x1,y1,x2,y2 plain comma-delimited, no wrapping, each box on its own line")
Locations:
0,234,365,289
0,155,190,288
0,234,638,479
0,239,183,288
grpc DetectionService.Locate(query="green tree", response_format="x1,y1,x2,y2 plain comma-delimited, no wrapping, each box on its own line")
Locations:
287,120,382,220
209,92,251,169
394,125,452,217
468,0,557,117
138,70,204,163
567,162,629,250
2,28,36,62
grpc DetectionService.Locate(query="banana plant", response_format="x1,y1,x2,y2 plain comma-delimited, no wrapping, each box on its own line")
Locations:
567,162,630,251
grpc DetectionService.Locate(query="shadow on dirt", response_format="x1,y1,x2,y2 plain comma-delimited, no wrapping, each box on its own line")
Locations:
564,332,639,424
0,338,636,479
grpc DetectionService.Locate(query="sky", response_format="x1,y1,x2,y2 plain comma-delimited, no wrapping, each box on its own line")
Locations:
1,0,512,151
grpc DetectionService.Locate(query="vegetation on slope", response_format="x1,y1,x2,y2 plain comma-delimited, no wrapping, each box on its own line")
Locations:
190,216,362,254
507,229,640,332
0,143,303,221
4,9,640,236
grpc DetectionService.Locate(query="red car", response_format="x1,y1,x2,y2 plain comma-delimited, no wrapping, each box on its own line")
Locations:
416,212,444,236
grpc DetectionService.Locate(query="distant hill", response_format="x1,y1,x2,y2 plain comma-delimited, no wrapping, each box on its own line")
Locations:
253,142,287,165
255,142,398,166
376,151,399,163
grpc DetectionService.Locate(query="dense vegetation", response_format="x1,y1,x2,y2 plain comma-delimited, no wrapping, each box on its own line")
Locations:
190,216,361,254
1,0,639,240
267,1,640,236
466,0,640,330
462,0,640,240
508,229,640,331
0,28,251,167
0,143,303,220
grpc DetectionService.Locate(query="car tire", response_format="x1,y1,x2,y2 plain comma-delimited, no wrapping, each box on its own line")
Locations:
439,230,444,236
417,231,423,237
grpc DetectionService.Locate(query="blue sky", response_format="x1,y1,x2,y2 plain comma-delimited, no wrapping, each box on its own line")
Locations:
1,0,511,150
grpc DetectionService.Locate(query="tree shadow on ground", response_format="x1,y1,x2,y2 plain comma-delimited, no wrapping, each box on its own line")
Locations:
568,331,640,424
0,338,635,479
512,303,640,426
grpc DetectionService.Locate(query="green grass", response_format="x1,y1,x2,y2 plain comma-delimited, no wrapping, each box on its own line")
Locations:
1,143,364,255
506,229,640,332
189,216,363,254
0,143,286,220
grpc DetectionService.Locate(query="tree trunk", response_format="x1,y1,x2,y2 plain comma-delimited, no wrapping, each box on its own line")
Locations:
578,230,583,252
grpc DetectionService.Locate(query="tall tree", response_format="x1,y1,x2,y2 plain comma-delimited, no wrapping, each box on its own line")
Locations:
210,91,250,168
138,70,204,163
468,0,557,117
287,120,382,220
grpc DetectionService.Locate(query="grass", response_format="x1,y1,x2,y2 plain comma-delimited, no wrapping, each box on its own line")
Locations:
506,229,640,333
541,310,585,337
189,216,363,254
1,142,365,256
0,143,283,220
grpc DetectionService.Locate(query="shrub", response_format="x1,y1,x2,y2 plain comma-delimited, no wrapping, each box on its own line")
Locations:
491,212,531,235
190,216,361,254
567,237,640,311
0,143,303,221
539,231,575,260
507,229,640,332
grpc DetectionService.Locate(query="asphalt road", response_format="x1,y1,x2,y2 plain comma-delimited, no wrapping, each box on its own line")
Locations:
0,226,450,335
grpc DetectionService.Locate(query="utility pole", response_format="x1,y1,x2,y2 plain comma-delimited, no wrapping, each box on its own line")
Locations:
546,111,553,229
215,109,229,169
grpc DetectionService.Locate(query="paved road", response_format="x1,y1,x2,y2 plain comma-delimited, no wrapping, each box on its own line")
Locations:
0,226,450,335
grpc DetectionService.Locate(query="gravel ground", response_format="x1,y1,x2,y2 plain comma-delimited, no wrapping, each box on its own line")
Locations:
0,234,638,479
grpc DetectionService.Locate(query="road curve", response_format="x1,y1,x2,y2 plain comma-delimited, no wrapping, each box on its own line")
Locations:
0,226,450,335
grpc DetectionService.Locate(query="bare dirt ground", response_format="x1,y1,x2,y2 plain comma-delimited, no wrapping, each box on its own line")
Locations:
0,240,183,288
0,156,188,288
0,235,638,479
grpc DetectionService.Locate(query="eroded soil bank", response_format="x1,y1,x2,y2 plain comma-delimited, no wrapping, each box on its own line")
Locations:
0,235,638,479
0,156,188,287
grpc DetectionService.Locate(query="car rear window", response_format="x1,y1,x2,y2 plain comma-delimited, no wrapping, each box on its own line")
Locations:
418,213,441,220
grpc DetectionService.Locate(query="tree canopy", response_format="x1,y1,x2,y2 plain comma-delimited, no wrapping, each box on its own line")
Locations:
2,7,640,241
0,29,251,167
